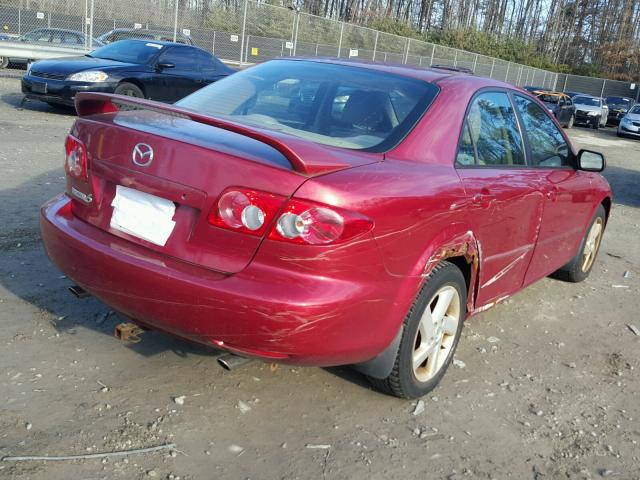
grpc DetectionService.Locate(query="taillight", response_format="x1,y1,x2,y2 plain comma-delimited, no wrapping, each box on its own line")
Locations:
208,188,286,236
209,188,373,245
269,199,373,245
64,135,88,180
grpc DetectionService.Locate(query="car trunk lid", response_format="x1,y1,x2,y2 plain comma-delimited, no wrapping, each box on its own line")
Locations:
67,93,381,273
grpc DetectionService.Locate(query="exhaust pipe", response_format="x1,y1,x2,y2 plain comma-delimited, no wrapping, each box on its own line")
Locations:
217,354,253,371
69,285,91,299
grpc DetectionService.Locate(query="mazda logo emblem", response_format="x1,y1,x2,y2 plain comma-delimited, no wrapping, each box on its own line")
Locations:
132,143,154,167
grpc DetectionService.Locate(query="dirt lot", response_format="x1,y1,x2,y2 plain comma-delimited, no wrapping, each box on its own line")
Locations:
0,77,639,480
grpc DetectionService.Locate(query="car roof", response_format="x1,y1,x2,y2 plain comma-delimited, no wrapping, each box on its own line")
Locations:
107,38,192,48
282,57,476,83
29,27,84,34
107,28,190,37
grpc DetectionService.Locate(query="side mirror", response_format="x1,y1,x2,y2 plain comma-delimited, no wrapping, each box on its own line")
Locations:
156,62,175,71
577,149,605,172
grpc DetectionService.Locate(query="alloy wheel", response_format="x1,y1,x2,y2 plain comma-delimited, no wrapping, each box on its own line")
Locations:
581,217,603,272
412,285,461,382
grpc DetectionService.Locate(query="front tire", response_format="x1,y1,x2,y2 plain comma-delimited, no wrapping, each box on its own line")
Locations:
368,261,466,399
114,82,144,98
554,205,606,283
592,117,600,130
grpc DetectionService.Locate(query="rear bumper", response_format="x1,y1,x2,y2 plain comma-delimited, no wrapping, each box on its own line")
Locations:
21,75,117,106
40,195,408,366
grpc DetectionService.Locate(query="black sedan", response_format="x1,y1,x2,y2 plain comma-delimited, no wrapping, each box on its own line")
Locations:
605,96,635,126
21,40,234,107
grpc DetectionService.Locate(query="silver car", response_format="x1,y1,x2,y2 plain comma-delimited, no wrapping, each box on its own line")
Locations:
573,95,609,129
617,104,640,138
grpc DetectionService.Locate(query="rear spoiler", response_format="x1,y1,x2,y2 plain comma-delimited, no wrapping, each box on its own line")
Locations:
75,92,377,176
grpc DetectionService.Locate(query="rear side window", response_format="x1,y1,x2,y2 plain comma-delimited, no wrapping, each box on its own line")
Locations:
513,95,571,168
455,91,525,167
158,47,202,73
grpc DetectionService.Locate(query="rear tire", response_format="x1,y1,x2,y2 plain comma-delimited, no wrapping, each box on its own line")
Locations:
368,261,466,399
554,205,606,283
114,82,144,98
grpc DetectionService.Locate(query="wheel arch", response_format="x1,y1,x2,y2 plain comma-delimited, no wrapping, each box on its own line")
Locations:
354,231,481,380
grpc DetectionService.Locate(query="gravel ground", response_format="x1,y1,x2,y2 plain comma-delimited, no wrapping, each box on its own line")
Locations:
0,77,639,480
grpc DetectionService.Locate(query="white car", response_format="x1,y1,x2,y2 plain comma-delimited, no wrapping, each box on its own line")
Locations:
573,95,609,129
617,104,640,138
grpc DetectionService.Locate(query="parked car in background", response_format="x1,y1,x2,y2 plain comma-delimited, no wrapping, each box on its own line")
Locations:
40,59,611,399
97,28,193,45
617,104,640,138
573,95,608,129
605,96,635,126
535,90,575,128
0,28,104,69
22,39,234,107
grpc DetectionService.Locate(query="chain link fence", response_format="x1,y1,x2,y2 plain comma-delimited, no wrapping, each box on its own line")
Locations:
3,0,636,99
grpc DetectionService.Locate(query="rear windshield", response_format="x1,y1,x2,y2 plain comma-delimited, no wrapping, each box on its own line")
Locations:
176,60,438,151
606,97,633,109
90,40,164,63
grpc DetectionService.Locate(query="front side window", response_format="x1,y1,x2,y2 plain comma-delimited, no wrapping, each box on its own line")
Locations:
176,60,438,151
513,95,571,168
455,91,525,167
157,47,201,72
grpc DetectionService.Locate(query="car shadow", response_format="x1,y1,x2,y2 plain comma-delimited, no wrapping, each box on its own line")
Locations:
0,90,76,115
602,165,640,208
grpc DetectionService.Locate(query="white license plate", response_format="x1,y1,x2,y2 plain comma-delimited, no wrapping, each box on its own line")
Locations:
110,185,176,246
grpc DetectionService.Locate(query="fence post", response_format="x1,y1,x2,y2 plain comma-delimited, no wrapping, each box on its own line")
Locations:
337,22,344,57
292,11,300,57
516,65,523,86
212,31,216,55
245,35,250,63
453,49,458,67
562,74,568,92
372,30,379,61
600,79,606,97
88,0,94,49
504,62,510,82
472,53,478,73
553,73,559,91
429,44,435,66
173,0,179,43
403,38,410,64
489,58,495,78
239,0,249,65
542,70,547,88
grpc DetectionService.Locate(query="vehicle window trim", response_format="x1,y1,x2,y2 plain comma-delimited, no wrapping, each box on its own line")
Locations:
453,87,529,170
511,92,577,170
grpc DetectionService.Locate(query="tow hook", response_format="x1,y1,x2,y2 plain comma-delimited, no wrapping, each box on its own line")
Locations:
114,322,146,343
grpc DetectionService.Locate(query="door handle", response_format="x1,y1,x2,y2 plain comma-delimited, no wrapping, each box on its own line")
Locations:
471,191,495,208
544,185,559,200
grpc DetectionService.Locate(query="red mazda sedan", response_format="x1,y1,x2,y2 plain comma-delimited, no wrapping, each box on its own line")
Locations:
40,59,612,398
